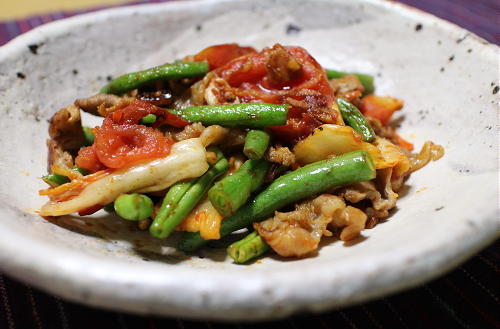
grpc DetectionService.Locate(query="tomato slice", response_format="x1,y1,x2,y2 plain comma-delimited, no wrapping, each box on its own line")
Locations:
75,146,106,173
93,123,173,169
214,44,335,143
77,100,178,171
193,43,256,70
110,99,189,128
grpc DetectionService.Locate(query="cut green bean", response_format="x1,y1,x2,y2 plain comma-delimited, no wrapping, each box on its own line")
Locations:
42,167,89,187
150,148,228,239
71,166,90,176
83,126,95,146
227,231,269,264
140,114,157,125
103,202,115,213
100,61,209,95
42,174,70,187
336,97,376,142
243,130,270,160
168,103,288,128
114,193,154,221
179,150,376,252
208,159,270,217
325,69,375,95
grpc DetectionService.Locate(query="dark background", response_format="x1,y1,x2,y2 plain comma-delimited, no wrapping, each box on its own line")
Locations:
0,0,498,328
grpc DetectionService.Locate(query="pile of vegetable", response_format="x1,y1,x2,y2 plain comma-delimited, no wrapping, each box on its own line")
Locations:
39,43,443,263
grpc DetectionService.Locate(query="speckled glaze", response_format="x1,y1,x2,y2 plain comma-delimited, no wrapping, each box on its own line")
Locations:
0,0,497,320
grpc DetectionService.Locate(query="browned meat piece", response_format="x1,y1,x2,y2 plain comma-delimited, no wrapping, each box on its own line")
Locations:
366,116,398,142
329,74,364,103
137,89,174,107
46,105,87,173
217,128,246,149
254,194,367,257
265,44,302,85
74,94,124,116
204,76,240,105
47,139,74,173
172,89,195,110
266,146,296,167
172,123,205,142
339,168,398,219
190,72,215,105
48,105,86,152
329,74,365,95
408,141,444,173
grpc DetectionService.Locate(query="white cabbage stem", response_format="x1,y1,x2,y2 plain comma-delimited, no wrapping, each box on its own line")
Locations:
40,138,208,216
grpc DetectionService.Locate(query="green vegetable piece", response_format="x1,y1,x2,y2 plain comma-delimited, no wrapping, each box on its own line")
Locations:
179,150,376,252
169,103,288,128
42,167,89,187
103,202,115,213
100,61,209,95
208,159,270,217
336,97,376,142
42,174,70,187
325,69,375,95
140,114,157,125
243,130,270,160
72,167,90,176
83,126,95,146
149,147,228,239
227,231,269,264
114,193,154,221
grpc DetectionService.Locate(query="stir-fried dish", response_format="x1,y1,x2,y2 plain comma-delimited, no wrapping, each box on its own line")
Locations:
39,44,443,263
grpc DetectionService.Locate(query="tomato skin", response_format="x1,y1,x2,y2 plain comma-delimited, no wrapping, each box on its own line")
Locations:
110,99,189,128
193,43,256,70
75,146,106,173
93,123,173,169
215,45,335,143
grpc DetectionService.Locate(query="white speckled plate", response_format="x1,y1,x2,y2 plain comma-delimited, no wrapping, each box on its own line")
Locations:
0,0,497,321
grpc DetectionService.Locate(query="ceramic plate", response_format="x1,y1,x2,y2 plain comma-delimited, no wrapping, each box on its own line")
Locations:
0,0,497,320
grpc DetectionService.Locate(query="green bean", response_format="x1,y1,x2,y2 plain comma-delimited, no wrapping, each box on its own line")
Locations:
243,130,270,160
41,166,90,187
114,193,154,221
103,202,115,213
149,148,228,239
168,103,288,128
208,159,270,217
71,166,90,176
325,69,375,95
42,174,70,187
100,62,209,95
179,150,376,252
336,98,376,142
227,231,269,264
140,114,157,125
83,126,95,146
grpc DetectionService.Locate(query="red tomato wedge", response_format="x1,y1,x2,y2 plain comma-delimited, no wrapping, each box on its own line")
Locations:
76,100,176,171
110,99,189,128
75,146,106,173
213,44,335,143
93,123,173,169
192,43,256,70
